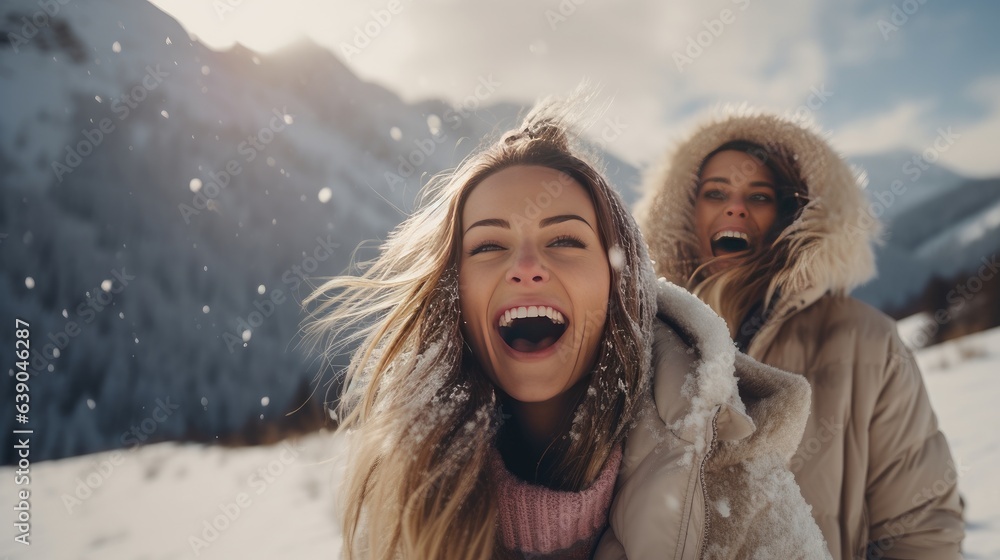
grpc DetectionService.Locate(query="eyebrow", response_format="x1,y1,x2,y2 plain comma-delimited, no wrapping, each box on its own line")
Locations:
700,177,776,189
464,214,595,234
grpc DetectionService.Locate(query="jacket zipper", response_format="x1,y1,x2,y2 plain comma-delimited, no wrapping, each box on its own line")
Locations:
697,409,721,560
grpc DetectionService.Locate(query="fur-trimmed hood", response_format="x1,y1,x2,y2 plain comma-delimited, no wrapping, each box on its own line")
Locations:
635,107,882,308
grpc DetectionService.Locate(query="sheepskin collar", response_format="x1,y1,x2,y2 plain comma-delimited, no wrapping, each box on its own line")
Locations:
636,107,882,312
651,279,810,465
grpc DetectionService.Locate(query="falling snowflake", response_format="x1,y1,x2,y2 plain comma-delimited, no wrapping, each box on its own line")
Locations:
427,115,441,135
608,245,625,271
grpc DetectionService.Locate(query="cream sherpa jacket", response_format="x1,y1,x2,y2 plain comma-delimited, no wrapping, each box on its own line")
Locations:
594,279,831,559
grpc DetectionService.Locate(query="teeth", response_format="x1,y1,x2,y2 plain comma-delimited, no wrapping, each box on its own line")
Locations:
498,306,565,327
712,230,749,242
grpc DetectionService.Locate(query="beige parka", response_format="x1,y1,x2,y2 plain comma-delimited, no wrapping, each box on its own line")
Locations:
635,108,965,559
594,279,831,559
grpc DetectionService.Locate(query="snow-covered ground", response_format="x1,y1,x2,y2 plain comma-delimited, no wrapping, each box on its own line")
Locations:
2,324,998,559
902,321,1000,560
1,431,347,559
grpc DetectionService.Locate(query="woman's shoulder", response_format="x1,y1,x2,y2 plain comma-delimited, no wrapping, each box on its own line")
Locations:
775,293,912,392
787,293,901,342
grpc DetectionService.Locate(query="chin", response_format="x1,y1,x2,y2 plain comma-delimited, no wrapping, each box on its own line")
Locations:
503,387,562,404
493,364,586,405
702,252,750,273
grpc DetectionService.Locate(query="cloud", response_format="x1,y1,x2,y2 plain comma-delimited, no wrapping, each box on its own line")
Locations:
935,76,1000,178
150,1,1000,177
829,77,1000,178
830,100,933,155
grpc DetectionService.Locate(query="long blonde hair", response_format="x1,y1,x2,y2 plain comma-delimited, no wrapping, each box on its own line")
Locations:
303,99,656,560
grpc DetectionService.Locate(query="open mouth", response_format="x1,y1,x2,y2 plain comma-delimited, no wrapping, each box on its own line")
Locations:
711,230,751,256
497,306,568,354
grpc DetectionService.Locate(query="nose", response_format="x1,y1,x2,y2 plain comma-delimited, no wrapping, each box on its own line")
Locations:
725,199,747,219
506,244,549,284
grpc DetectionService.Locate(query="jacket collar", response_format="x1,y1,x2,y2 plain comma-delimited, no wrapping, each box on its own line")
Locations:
651,279,812,466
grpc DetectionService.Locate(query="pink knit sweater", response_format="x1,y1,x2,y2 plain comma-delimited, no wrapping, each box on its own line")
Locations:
490,445,623,559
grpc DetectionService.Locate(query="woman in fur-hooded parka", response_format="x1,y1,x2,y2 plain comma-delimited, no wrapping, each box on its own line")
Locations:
635,108,964,559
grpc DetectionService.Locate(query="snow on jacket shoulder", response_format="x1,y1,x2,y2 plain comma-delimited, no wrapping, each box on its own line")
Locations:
594,280,831,560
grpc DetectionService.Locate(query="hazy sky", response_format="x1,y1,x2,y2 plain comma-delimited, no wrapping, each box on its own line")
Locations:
149,0,1000,177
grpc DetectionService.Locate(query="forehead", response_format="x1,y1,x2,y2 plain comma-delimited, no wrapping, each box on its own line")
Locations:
462,165,598,226
699,150,775,183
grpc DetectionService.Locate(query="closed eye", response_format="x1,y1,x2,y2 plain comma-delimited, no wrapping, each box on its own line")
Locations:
749,193,774,203
468,241,505,256
549,234,587,249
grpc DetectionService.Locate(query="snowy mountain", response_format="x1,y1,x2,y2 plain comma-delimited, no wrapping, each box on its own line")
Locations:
840,148,1000,314
0,0,638,464
853,175,1000,312
3,324,997,559
850,149,965,222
